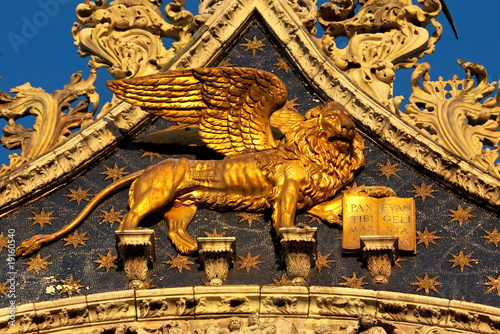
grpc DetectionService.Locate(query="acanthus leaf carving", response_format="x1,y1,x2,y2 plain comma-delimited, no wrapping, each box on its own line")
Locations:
58,307,89,327
405,60,500,177
263,296,298,315
317,0,443,109
140,299,169,318
379,301,408,321
95,302,129,322
218,296,250,313
0,70,99,175
72,0,195,79
449,309,480,332
414,305,444,326
316,296,365,316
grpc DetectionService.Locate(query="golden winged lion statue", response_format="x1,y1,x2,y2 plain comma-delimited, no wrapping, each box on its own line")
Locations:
17,67,376,257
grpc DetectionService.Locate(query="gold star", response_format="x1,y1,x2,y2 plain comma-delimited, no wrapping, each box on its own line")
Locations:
64,186,92,205
165,254,194,274
482,227,500,247
0,281,9,297
274,58,290,73
448,250,478,272
416,227,442,248
394,257,406,268
100,163,128,182
448,205,475,226
411,273,442,295
28,208,57,229
272,274,293,286
235,212,264,227
62,230,90,248
376,160,402,180
236,252,264,274
204,228,227,237
409,182,437,202
0,232,8,253
316,251,334,273
60,275,86,297
241,36,266,55
484,275,500,295
94,250,118,273
140,151,161,161
218,58,234,67
23,253,53,275
98,206,124,228
339,273,368,289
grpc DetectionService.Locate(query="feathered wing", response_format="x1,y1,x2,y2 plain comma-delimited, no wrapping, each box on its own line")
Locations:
107,67,289,156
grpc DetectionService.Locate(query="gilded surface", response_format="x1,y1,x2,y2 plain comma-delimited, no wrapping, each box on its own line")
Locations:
17,67,365,256
0,2,499,322
0,70,99,174
72,0,195,79
405,60,500,177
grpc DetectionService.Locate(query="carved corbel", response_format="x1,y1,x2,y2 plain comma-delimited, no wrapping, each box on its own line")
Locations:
116,229,156,290
279,226,317,286
197,237,236,286
360,236,398,285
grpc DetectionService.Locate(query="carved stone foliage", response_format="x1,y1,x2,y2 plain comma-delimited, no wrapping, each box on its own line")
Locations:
72,0,195,79
404,60,500,177
316,297,366,316
317,0,443,110
0,70,99,175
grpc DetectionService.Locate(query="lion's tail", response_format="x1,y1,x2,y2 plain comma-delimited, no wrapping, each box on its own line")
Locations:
16,171,143,258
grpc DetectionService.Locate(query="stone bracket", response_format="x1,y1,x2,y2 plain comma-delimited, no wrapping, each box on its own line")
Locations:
116,229,156,290
197,237,236,286
279,226,317,286
360,235,398,285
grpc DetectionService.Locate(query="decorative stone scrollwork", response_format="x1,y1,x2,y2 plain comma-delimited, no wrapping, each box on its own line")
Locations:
58,307,89,327
262,296,298,315
317,0,443,110
72,0,195,79
316,297,365,316
287,0,318,35
96,302,130,322
175,297,196,316
140,299,170,318
449,309,481,332
404,60,500,177
414,305,443,326
0,70,99,175
379,301,408,322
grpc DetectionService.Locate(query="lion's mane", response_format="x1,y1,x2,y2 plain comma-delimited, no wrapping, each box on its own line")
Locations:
276,106,365,210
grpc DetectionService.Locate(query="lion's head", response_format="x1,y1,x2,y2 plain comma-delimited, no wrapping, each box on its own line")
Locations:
279,102,365,207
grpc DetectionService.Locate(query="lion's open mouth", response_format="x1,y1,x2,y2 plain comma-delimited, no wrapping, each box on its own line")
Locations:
328,136,351,153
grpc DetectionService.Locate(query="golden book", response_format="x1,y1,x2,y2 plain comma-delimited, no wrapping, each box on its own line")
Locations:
342,195,416,253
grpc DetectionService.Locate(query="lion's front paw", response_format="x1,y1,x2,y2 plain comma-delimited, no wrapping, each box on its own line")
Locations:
346,185,396,198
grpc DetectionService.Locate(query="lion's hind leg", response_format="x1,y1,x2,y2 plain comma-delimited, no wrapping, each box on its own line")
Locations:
119,158,190,231
163,204,198,254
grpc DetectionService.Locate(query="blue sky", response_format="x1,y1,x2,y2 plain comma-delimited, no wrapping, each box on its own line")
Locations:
0,1,499,167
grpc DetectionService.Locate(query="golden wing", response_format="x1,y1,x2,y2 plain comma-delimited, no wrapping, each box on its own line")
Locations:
107,67,289,156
